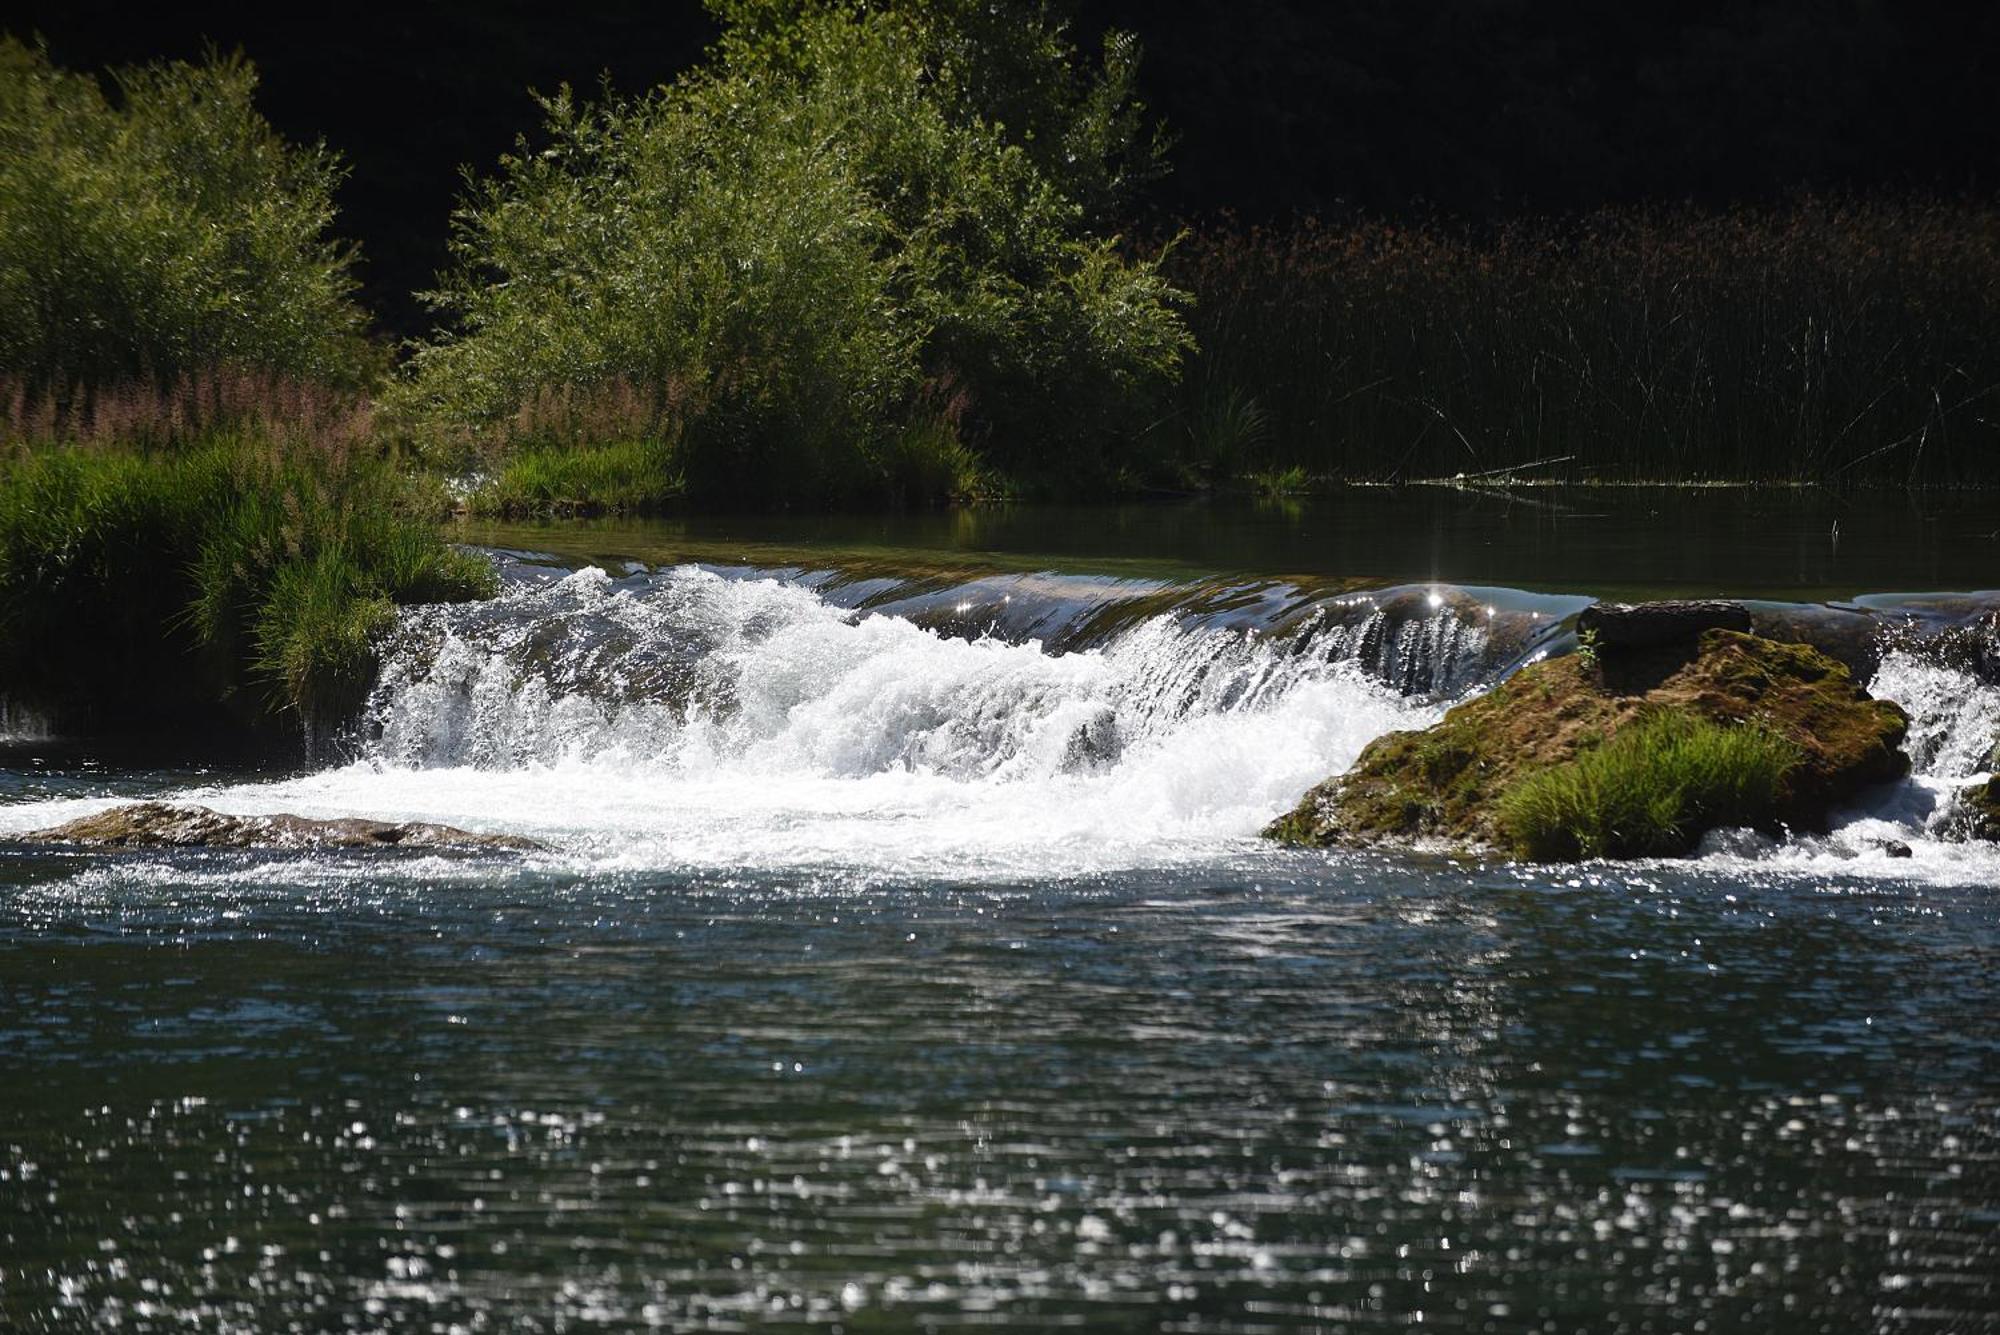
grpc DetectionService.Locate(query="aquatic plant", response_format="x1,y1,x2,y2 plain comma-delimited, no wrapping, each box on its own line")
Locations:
1170,202,2000,487
0,39,373,389
1576,626,1602,670
398,0,1188,506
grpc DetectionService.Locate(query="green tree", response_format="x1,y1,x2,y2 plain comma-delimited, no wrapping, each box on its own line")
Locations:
0,38,372,388
404,0,1188,505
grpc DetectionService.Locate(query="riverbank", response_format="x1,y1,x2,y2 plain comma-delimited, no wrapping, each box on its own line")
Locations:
0,425,493,748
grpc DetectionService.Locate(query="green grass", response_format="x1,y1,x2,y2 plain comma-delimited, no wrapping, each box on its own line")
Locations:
1497,710,1802,861
0,434,494,747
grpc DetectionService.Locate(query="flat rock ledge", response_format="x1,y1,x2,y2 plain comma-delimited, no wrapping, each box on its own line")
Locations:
1268,628,1910,859
18,802,543,852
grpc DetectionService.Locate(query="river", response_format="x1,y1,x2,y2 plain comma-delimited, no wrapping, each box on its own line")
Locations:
2,490,1996,1331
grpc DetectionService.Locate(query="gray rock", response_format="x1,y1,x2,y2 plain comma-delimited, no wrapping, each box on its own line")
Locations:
18,802,542,852
1578,600,1753,651
1882,839,1914,859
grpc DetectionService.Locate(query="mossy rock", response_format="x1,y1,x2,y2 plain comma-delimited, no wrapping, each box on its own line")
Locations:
1957,778,2000,842
1268,629,1909,858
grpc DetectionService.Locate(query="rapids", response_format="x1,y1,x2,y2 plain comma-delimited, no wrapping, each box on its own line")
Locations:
5,529,2000,1333
2,552,1993,882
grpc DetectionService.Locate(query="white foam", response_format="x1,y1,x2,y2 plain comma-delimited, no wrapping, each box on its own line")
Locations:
1869,648,2000,779
0,567,1437,879
1675,650,2000,886
5,567,1994,885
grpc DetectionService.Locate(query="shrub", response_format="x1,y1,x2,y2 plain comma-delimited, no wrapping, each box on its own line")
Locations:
0,39,373,388
400,0,1188,505
1497,710,1802,860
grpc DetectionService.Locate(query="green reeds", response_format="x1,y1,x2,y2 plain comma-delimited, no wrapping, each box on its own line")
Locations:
1169,201,2000,487
469,439,686,518
0,366,375,455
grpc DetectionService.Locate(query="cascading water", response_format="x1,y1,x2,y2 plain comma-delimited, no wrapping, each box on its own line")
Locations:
2,553,1993,879
1853,637,2000,846
344,560,1997,877
283,562,1444,875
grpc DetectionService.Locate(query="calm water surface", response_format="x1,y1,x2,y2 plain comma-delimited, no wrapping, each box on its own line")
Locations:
3,495,1997,1331
465,487,2000,599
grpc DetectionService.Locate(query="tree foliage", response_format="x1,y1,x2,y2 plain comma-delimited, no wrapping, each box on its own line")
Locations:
0,39,372,387
404,0,1189,504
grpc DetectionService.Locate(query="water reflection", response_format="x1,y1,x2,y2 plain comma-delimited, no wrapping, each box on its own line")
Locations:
3,858,1993,1330
468,487,2000,601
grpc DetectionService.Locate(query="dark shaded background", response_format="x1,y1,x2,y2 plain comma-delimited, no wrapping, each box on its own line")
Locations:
15,0,1998,336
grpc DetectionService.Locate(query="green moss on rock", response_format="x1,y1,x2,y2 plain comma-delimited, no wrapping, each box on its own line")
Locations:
1269,629,1910,859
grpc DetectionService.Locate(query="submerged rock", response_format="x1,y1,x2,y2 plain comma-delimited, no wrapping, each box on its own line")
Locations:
1269,629,1909,859
19,802,542,852
1956,778,2000,842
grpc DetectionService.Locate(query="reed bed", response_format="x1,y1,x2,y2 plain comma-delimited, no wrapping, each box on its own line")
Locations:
1167,201,2000,487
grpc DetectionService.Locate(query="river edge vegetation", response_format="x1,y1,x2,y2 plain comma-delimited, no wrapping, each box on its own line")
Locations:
0,41,489,743
3,4,1999,748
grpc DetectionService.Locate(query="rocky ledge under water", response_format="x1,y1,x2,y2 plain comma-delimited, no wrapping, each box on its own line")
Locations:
1957,778,2000,841
1269,614,1914,860
17,802,542,852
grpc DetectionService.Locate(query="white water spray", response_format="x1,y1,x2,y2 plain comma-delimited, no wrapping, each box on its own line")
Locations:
79,565,1443,876
5,561,1995,882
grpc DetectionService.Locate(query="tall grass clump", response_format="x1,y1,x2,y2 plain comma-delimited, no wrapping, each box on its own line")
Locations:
400,0,1188,506
0,39,373,389
0,437,493,749
1498,711,1802,861
1170,201,2000,487
0,42,490,750
0,366,377,455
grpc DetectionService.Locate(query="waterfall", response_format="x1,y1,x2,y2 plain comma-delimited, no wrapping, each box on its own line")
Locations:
359,563,1457,785
1870,649,2000,782
5,552,1991,878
